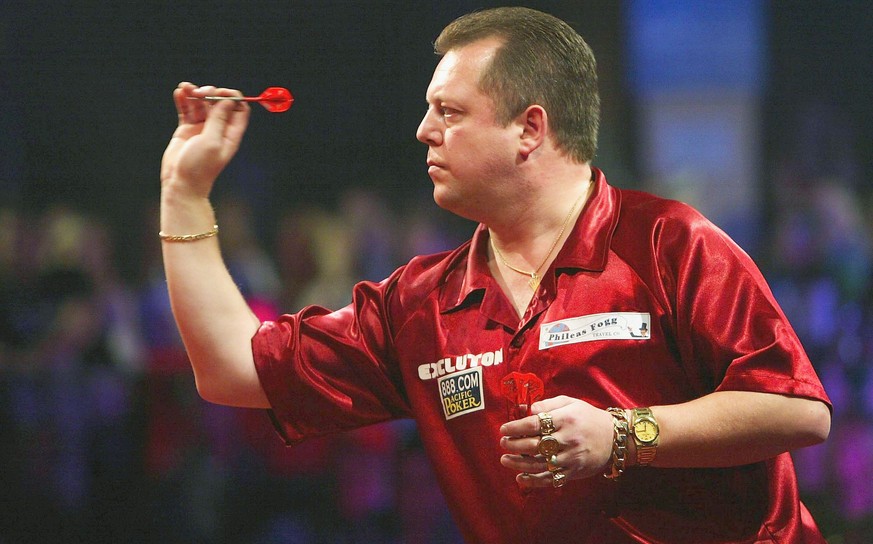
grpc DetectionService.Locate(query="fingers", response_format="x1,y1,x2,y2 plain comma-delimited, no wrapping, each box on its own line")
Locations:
173,83,250,129
201,87,250,155
501,455,568,490
517,471,563,489
499,397,612,488
212,88,251,148
163,82,251,190
201,90,240,135
501,410,570,488
500,433,541,455
174,82,206,125
499,414,541,438
500,395,575,438
531,394,576,415
501,452,562,473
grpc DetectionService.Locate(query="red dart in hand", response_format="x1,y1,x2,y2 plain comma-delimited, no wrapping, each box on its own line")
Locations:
189,87,294,112
501,371,544,420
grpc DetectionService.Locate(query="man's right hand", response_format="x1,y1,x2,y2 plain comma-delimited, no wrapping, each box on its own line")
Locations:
160,82,251,198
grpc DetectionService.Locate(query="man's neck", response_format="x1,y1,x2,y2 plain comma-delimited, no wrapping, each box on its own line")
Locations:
487,162,593,247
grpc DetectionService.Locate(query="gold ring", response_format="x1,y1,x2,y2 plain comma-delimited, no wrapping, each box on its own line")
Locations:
537,435,561,457
538,412,556,435
546,454,561,473
552,471,566,488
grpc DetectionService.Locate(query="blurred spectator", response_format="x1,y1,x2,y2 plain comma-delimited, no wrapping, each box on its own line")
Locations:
288,206,357,310
273,207,320,310
340,188,400,283
217,195,283,314
0,207,147,541
765,102,873,542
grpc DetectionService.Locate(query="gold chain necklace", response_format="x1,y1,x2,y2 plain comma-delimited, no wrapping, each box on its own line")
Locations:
490,188,587,291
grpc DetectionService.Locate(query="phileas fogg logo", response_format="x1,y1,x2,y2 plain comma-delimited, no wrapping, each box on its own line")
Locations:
540,312,651,350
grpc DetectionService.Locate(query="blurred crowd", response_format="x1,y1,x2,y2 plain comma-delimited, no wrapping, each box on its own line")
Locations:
0,165,871,543
0,189,466,543
761,147,873,541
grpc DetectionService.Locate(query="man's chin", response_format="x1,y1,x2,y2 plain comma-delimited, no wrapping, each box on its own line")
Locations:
432,190,478,222
431,182,455,204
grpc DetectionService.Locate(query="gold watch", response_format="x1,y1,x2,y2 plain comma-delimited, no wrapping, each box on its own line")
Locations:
629,407,659,466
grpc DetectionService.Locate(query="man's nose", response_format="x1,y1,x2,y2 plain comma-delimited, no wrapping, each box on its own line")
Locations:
416,109,442,146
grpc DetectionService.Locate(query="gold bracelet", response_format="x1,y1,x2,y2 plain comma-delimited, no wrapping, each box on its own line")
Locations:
603,407,628,480
159,224,219,243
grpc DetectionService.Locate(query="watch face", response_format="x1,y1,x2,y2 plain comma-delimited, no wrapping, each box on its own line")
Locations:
634,420,658,442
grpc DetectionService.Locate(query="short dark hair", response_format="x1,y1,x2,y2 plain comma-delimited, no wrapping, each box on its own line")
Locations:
435,7,600,164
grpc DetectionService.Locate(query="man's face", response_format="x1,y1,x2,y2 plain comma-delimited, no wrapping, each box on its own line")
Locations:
416,38,523,221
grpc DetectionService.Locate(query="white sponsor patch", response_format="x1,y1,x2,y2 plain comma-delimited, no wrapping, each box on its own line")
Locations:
438,367,485,420
539,312,651,350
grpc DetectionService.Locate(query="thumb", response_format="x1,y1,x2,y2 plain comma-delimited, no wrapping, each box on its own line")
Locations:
201,98,240,143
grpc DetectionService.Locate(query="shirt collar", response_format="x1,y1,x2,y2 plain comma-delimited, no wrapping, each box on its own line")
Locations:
438,167,621,313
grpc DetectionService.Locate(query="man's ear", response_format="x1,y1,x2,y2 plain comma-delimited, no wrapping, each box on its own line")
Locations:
517,104,547,159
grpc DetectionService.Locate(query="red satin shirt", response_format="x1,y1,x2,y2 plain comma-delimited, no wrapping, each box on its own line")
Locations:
253,168,831,543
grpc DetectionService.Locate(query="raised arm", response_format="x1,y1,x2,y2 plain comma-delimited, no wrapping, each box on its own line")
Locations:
160,82,269,408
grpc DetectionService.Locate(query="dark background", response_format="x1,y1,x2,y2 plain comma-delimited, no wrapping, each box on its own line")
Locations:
1,1,872,542
1,1,632,281
4,1,871,268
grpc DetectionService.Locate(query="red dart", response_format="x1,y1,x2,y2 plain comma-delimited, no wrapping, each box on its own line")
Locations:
501,371,544,420
189,87,294,112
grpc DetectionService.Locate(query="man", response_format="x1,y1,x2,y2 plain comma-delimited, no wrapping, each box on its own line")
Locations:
160,7,831,543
